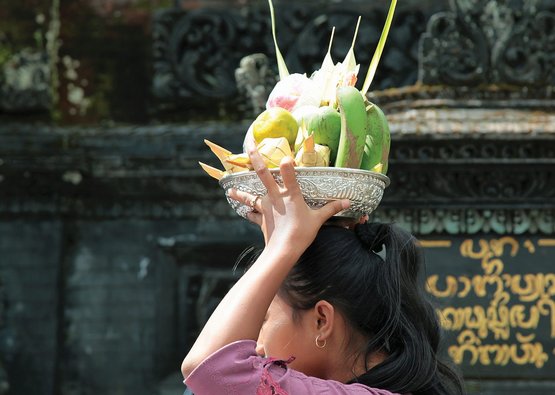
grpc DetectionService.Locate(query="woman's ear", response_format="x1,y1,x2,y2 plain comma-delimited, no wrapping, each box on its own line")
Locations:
313,300,335,340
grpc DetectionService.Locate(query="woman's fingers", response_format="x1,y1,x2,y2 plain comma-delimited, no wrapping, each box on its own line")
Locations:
227,189,263,212
246,211,262,226
317,199,350,222
279,156,301,194
246,139,279,196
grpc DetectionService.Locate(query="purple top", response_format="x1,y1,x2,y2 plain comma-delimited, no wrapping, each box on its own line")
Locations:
185,340,401,395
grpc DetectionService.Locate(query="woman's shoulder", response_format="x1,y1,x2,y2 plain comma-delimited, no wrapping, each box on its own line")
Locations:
285,369,398,394
185,340,402,395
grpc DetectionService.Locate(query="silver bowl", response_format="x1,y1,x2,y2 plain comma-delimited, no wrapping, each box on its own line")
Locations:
219,167,390,219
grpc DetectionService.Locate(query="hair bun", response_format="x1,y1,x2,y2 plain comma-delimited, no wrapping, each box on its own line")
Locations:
355,222,388,254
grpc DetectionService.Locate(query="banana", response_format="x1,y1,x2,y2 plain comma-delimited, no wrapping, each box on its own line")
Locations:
294,134,331,167
360,102,390,174
306,106,341,164
334,86,368,168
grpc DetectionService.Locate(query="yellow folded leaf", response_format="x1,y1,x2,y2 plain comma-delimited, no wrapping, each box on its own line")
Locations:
199,161,225,180
258,137,294,168
226,153,252,169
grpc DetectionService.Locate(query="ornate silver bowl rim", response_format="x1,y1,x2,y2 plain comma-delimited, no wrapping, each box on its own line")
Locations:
219,167,390,219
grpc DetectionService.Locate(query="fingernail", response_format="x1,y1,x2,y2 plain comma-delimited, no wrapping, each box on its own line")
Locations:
342,199,351,209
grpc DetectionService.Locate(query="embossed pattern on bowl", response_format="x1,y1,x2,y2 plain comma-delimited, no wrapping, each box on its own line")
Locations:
219,167,390,219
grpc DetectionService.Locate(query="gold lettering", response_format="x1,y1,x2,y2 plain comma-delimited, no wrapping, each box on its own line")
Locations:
490,237,519,258
512,343,548,368
523,239,536,254
420,240,452,248
426,236,555,368
546,273,555,296
460,239,490,260
515,332,536,343
457,276,472,298
538,239,555,247
537,296,555,338
510,304,541,330
491,344,511,366
448,336,548,368
487,300,510,340
426,275,458,298
448,330,480,365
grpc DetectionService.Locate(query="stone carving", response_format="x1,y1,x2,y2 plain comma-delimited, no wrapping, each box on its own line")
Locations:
419,0,555,86
152,8,246,100
0,49,50,113
235,54,276,117
386,165,555,204
152,4,429,116
371,208,555,235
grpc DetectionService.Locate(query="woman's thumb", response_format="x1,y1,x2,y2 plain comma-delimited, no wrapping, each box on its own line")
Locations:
319,199,350,221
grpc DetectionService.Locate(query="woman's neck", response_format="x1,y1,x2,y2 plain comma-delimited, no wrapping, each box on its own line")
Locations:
328,349,386,383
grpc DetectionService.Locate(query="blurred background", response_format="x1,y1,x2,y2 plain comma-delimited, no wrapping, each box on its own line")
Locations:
0,0,554,394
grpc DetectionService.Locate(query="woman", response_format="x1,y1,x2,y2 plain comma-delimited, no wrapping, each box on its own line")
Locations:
181,142,464,394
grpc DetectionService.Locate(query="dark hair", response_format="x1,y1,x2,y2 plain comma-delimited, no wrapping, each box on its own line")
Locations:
279,223,464,395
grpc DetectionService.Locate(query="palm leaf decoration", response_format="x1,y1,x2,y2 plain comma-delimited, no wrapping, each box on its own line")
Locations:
268,0,289,81
361,0,398,96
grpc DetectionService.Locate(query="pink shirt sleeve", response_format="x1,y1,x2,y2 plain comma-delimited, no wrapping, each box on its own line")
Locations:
184,340,399,395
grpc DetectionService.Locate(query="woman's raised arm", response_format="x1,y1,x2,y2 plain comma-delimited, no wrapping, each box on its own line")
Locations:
181,142,349,378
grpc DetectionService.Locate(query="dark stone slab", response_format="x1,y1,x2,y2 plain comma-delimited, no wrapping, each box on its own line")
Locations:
59,220,181,395
0,220,62,395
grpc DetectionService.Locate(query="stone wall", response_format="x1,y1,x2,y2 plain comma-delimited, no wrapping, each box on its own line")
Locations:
1,0,555,394
0,123,260,395
0,0,450,124
1,118,554,394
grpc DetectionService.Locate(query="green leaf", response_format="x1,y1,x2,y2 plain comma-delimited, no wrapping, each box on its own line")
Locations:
268,0,289,81
361,0,397,96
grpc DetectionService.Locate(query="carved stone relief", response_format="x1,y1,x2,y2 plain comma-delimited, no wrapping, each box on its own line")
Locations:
152,4,430,116
419,0,555,86
0,49,50,113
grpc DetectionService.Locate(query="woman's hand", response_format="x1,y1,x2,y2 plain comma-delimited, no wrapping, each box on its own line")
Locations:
228,140,350,251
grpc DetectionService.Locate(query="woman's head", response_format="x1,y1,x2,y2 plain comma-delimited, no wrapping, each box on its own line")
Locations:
265,222,463,395
255,293,347,379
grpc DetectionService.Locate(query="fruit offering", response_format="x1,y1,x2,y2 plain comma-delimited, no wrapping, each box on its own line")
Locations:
199,0,397,180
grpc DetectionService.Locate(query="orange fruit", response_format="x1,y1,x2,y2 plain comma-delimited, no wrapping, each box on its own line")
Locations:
252,107,298,147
